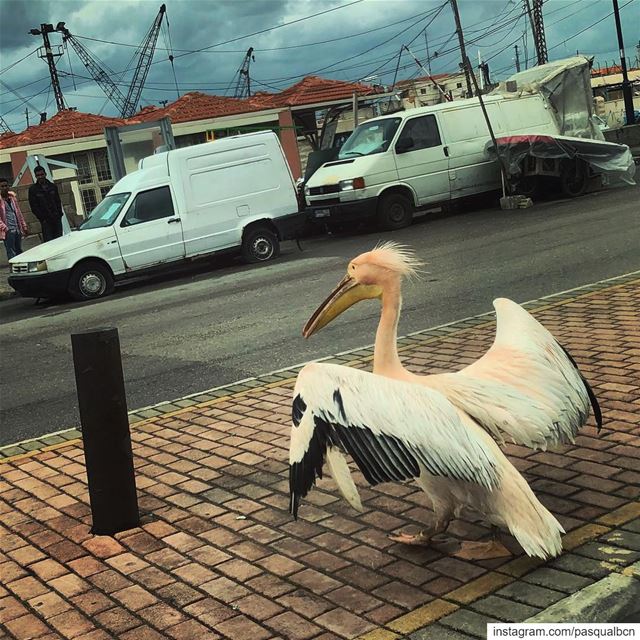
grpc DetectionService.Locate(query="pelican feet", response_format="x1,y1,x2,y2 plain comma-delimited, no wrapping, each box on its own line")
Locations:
388,519,450,546
387,530,434,546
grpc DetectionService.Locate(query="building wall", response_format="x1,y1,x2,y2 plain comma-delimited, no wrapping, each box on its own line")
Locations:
399,73,467,108
595,95,640,127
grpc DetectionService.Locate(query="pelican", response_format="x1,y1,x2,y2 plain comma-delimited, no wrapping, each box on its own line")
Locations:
288,243,601,560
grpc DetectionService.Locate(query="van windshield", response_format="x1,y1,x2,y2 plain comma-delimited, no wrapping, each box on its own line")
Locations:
79,193,130,230
339,118,402,159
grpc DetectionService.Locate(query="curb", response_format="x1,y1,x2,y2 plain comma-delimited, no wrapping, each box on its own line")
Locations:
525,561,640,623
0,286,16,301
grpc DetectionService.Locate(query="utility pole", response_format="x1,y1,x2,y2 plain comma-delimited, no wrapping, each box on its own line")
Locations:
25,109,29,128
30,23,66,111
450,0,473,97
424,31,432,75
515,44,521,72
612,0,636,125
532,0,548,64
524,0,548,65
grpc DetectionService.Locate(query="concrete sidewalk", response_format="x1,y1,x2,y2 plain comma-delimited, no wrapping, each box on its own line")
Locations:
1,273,639,640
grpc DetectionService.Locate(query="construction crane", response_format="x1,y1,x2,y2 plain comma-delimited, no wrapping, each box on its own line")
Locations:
121,4,166,117
57,23,129,116
56,4,166,118
233,48,255,99
0,116,12,134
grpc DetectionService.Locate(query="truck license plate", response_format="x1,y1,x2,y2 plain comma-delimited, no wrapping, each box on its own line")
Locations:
314,209,331,218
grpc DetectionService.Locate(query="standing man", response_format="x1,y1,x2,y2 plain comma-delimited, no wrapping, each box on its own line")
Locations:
0,177,29,260
28,165,64,242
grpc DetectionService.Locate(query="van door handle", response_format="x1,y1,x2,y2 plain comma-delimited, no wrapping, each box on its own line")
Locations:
443,146,449,157
167,217,181,224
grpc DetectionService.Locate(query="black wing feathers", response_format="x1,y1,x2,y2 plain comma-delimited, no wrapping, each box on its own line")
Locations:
289,385,496,517
289,417,329,518
559,343,603,432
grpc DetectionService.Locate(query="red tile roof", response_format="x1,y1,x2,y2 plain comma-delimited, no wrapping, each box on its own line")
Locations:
133,92,265,124
0,110,125,149
0,76,382,150
591,65,639,77
264,75,381,107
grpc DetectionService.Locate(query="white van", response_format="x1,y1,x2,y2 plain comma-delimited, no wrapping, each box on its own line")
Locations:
305,94,558,229
9,131,303,300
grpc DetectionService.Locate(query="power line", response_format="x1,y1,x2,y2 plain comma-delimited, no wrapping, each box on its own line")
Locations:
0,48,39,76
72,9,439,54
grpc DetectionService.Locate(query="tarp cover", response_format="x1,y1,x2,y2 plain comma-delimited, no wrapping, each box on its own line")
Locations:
492,57,604,140
494,134,636,185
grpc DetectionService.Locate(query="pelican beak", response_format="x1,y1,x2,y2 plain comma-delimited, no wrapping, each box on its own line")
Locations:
303,274,382,338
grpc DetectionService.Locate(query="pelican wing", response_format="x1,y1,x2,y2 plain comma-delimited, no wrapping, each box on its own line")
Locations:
289,362,500,517
425,298,602,449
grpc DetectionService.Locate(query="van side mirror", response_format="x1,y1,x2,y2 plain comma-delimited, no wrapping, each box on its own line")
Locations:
395,137,414,153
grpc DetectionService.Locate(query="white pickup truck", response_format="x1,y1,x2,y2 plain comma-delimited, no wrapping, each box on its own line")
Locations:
9,131,304,300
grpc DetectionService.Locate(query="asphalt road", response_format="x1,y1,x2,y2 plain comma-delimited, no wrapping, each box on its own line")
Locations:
1,184,639,445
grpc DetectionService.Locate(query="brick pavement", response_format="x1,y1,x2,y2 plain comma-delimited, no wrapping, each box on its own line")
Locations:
1,273,639,640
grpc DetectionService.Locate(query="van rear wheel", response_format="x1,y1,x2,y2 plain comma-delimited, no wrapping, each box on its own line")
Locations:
377,193,413,230
68,260,114,301
560,159,588,197
242,227,280,263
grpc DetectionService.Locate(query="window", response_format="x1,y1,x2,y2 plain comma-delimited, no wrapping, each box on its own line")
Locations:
122,187,174,226
72,150,115,215
420,88,427,95
80,193,130,230
396,115,441,151
75,155,93,184
456,82,463,89
338,117,402,159
94,150,112,181
81,188,98,213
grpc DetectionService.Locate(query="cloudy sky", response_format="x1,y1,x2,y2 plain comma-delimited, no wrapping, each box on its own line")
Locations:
1,0,638,131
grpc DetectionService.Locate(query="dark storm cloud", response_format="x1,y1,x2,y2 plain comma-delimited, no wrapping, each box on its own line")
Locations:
1,0,638,130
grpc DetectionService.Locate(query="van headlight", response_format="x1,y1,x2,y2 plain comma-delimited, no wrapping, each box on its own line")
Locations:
304,185,311,196
339,177,366,190
28,261,48,273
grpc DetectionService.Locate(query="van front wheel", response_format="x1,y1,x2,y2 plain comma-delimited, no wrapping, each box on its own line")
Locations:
377,193,413,230
242,227,280,263
68,260,114,301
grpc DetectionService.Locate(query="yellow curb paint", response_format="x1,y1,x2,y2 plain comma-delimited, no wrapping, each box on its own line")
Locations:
621,563,640,578
387,599,459,634
562,524,611,551
447,571,515,604
597,502,640,527
357,630,401,640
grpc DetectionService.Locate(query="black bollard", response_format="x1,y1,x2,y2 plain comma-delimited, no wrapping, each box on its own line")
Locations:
71,327,139,535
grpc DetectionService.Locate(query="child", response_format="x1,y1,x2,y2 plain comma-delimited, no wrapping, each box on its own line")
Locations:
0,177,29,260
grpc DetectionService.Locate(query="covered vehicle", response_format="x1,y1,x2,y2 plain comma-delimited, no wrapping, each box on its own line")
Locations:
490,56,636,194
